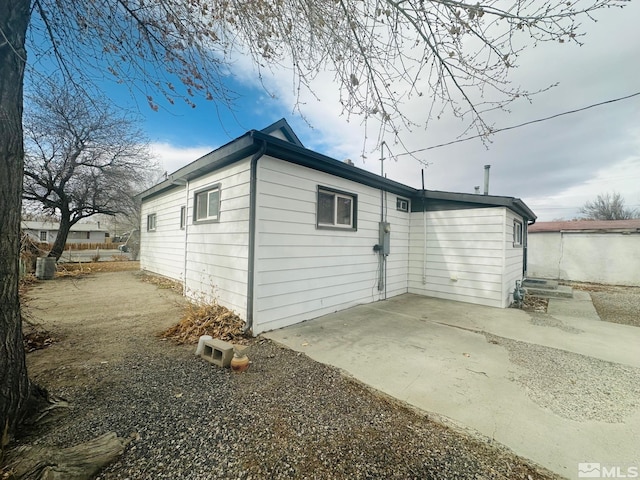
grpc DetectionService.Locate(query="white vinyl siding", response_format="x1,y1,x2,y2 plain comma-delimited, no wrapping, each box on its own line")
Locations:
140,186,187,281
183,159,251,318
502,209,526,308
252,156,410,333
408,207,509,308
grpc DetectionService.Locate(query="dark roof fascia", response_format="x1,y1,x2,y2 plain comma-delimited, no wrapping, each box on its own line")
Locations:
250,130,417,197
138,126,536,224
138,135,259,201
414,190,537,222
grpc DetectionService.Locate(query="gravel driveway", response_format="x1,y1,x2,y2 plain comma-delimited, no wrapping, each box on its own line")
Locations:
569,282,640,327
20,271,559,479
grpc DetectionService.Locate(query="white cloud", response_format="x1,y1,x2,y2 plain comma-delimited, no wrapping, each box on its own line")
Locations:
150,142,214,175
242,1,640,221
148,2,640,223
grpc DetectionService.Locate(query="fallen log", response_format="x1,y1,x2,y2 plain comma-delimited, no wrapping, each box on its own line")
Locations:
5,432,131,480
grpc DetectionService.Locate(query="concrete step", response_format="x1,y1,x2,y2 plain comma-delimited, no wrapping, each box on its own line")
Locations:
526,284,573,299
523,278,559,289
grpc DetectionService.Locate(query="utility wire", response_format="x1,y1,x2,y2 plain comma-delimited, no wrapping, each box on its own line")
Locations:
395,91,640,157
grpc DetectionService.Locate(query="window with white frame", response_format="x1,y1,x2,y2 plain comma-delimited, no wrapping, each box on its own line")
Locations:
180,206,186,229
513,220,523,247
194,185,221,223
39,231,47,242
147,213,157,232
396,197,409,212
317,187,356,230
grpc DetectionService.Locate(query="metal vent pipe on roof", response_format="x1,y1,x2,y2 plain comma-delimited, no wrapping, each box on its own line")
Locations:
483,165,490,195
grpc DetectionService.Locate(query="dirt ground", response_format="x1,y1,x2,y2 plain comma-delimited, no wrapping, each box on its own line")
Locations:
16,270,563,479
23,269,186,394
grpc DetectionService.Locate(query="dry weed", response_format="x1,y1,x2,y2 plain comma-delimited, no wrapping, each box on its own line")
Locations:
138,272,183,294
161,301,251,345
58,261,140,274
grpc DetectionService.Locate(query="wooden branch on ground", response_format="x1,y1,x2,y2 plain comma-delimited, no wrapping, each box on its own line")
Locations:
5,432,132,480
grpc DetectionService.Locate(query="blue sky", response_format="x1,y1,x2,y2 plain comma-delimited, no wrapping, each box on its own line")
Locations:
26,1,640,221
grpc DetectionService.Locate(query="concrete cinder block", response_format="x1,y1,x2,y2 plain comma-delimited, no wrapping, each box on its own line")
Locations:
201,339,234,367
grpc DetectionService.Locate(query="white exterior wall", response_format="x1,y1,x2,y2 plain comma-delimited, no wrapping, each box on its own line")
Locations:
501,209,525,308
529,232,640,285
140,185,187,281
408,207,511,308
252,156,410,333
184,158,252,318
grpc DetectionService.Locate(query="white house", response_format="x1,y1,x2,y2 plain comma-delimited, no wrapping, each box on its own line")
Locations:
139,119,536,334
528,219,640,285
22,220,109,244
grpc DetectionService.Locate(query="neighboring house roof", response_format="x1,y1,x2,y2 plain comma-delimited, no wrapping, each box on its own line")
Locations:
139,118,537,222
529,219,640,233
21,221,108,232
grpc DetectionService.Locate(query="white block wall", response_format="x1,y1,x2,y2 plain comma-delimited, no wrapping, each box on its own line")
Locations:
528,231,640,285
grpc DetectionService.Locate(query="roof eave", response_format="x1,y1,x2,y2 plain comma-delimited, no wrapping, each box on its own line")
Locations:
138,135,259,201
250,130,417,197
420,190,537,221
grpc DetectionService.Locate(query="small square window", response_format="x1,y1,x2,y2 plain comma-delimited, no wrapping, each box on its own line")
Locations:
396,197,409,212
194,185,220,222
513,220,523,247
180,206,186,229
147,213,157,232
317,187,357,230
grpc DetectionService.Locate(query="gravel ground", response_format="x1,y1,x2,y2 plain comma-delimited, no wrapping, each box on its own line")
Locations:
486,334,640,423
18,272,560,480
23,339,559,480
570,283,640,327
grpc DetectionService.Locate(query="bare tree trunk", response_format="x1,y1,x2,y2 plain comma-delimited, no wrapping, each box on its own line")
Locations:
0,0,32,439
47,211,71,261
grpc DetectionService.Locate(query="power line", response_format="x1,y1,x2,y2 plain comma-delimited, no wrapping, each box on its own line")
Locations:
395,91,640,157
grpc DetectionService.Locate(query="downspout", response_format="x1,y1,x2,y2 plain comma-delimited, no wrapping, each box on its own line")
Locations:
378,143,385,294
422,170,427,285
244,139,268,334
524,217,535,278
183,179,189,294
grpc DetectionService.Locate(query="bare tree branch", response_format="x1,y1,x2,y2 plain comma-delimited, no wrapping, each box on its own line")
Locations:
22,80,159,260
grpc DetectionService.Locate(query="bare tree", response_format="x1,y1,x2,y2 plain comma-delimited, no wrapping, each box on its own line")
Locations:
22,82,156,260
0,0,629,443
579,192,639,220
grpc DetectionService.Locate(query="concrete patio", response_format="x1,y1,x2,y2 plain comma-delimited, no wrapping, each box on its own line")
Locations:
264,292,640,480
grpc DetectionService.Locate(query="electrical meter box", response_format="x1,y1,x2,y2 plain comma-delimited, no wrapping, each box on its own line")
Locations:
379,222,390,255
